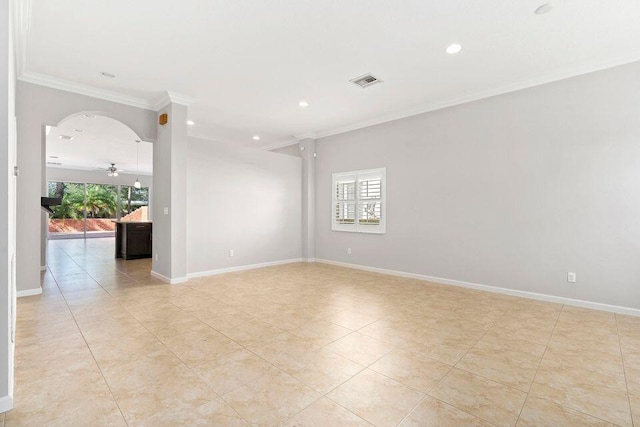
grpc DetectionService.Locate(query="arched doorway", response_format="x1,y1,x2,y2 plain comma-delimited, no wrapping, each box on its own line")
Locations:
45,113,153,240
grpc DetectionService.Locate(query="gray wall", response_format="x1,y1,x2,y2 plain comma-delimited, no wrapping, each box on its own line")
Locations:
15,82,156,293
315,61,640,310
1,0,15,407
187,137,302,275
271,144,301,157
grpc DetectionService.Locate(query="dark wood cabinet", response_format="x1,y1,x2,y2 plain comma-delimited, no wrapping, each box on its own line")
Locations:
115,221,152,260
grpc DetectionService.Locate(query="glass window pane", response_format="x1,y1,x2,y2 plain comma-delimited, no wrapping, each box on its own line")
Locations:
47,181,86,239
85,183,118,235
120,186,149,221
336,181,355,201
358,201,381,225
335,201,356,224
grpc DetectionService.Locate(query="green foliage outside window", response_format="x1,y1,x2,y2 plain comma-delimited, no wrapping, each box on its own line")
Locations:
48,182,118,219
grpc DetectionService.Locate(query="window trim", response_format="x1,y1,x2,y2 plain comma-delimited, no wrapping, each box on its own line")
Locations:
332,167,386,234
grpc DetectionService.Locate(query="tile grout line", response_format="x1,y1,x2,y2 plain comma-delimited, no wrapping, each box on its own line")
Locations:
49,263,131,427
614,313,636,427
165,292,390,425
35,242,639,426
49,244,241,424
65,253,254,424
519,306,625,426
410,308,509,427
102,293,251,423
158,299,315,424
513,304,562,426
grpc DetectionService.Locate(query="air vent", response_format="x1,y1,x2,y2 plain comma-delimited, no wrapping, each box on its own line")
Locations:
46,161,62,166
58,135,74,141
350,73,382,88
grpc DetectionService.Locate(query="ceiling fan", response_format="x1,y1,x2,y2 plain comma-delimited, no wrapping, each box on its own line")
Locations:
95,163,124,177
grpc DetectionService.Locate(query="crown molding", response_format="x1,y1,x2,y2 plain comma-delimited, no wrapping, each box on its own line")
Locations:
262,132,316,151
13,0,32,77
151,91,195,110
18,72,155,110
294,132,317,141
262,138,299,151
315,52,640,140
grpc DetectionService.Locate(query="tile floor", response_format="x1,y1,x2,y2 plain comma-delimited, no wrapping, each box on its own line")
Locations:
3,238,639,426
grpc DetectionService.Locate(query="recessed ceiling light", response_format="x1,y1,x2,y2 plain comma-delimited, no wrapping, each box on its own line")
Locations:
74,128,84,133
535,3,553,14
83,114,96,119
252,135,260,141
49,155,59,159
186,120,195,126
299,100,309,107
101,72,116,79
58,135,73,141
445,43,462,54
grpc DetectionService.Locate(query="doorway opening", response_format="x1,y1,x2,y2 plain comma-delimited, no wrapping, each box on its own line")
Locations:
45,114,153,240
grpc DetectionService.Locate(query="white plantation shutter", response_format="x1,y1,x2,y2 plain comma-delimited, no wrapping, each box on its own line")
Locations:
332,168,386,233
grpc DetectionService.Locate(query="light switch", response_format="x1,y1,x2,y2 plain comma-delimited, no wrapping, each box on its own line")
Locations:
163,207,169,215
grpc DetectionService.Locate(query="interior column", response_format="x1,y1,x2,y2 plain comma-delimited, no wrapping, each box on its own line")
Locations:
299,137,316,260
151,99,189,283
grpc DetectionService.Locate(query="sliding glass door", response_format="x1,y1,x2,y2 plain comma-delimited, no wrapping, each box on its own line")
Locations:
85,183,118,237
48,181,86,239
48,181,148,239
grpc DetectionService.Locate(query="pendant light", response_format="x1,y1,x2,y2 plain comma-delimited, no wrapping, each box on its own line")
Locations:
134,140,141,189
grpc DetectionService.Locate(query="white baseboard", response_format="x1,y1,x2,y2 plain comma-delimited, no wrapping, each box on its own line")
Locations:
304,258,316,263
187,258,304,278
16,287,43,298
150,270,188,285
0,395,13,412
315,259,640,317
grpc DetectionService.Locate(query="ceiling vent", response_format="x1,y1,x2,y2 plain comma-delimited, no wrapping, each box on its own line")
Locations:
46,161,62,166
350,73,382,88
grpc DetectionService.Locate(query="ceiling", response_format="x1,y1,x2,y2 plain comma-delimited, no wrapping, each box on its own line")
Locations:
20,0,640,149
47,115,153,175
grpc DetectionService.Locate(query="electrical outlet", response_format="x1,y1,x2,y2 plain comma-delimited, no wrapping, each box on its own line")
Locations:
154,253,158,261
229,250,234,257
163,207,169,215
347,248,352,254
567,272,577,283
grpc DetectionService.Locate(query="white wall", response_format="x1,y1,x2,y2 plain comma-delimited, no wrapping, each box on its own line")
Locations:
15,82,156,293
315,61,640,311
1,0,15,410
187,137,302,275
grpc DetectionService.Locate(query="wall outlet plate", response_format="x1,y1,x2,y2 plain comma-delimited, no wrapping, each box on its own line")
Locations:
229,250,234,257
567,272,577,283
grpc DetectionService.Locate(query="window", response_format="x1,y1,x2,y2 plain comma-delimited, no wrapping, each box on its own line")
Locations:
47,181,150,239
332,168,386,233
120,185,150,221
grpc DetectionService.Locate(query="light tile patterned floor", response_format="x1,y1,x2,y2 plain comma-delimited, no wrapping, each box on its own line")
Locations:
4,238,639,426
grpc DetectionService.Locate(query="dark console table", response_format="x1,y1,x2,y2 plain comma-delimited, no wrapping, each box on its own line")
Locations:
114,221,152,260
